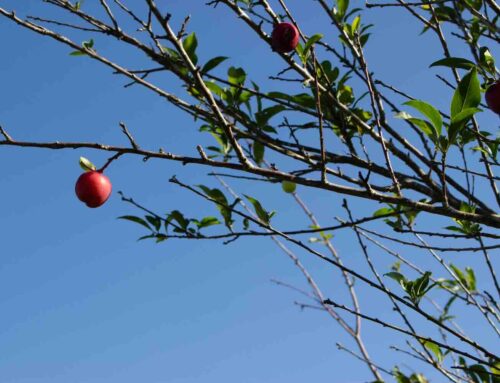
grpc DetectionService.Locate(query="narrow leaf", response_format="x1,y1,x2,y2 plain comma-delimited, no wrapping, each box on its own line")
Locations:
201,56,228,74
430,57,475,70
118,215,152,231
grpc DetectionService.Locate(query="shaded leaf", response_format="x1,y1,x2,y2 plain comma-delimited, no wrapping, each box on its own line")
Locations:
430,57,475,70
201,56,228,74
253,141,265,165
118,215,152,231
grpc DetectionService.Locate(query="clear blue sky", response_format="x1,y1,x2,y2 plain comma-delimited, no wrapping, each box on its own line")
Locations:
0,1,498,382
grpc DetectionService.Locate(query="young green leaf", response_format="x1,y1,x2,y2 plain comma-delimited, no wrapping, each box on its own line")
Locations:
423,341,443,363
194,216,220,229
336,0,350,20
451,68,481,118
479,47,495,74
79,156,96,172
244,195,274,225
70,39,95,56
385,271,407,287
303,34,324,57
182,32,198,64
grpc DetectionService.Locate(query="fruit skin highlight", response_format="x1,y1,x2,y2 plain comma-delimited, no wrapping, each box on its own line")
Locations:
271,22,299,53
75,170,112,208
485,81,500,115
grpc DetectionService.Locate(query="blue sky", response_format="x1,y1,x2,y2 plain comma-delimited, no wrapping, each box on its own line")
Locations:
0,1,498,382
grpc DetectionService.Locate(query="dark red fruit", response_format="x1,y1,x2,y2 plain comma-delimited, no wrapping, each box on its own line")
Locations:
271,22,299,53
485,81,500,115
75,171,112,208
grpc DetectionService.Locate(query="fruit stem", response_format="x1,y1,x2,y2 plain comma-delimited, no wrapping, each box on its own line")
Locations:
98,152,123,172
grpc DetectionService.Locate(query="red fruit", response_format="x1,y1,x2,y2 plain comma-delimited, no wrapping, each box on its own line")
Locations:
75,171,112,208
271,22,299,53
485,81,500,115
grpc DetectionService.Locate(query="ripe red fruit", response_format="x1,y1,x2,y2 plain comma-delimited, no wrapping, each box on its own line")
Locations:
271,22,299,53
485,81,500,115
75,170,112,208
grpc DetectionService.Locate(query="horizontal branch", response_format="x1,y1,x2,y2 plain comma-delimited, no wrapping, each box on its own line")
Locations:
1,137,499,228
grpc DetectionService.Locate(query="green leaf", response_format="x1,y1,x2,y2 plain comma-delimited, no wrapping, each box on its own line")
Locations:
373,207,394,217
145,215,161,231
338,85,354,104
479,47,495,74
336,0,349,20
430,57,476,70
423,340,443,363
450,264,476,291
228,67,246,86
194,216,220,229
404,100,443,136
245,195,273,225
167,210,189,231
79,156,96,171
82,39,94,49
393,367,411,383
394,111,412,120
255,105,286,126
198,185,234,229
408,118,438,143
385,271,407,287
351,15,361,34
304,34,323,56
201,56,228,74
451,68,481,118
204,81,225,98
448,107,481,144
450,107,481,126
465,267,476,292
118,215,152,231
70,39,94,56
182,32,198,64
413,272,434,295
267,91,292,102
281,181,296,193
465,364,491,383
74,1,84,10
253,141,265,165
70,50,86,57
